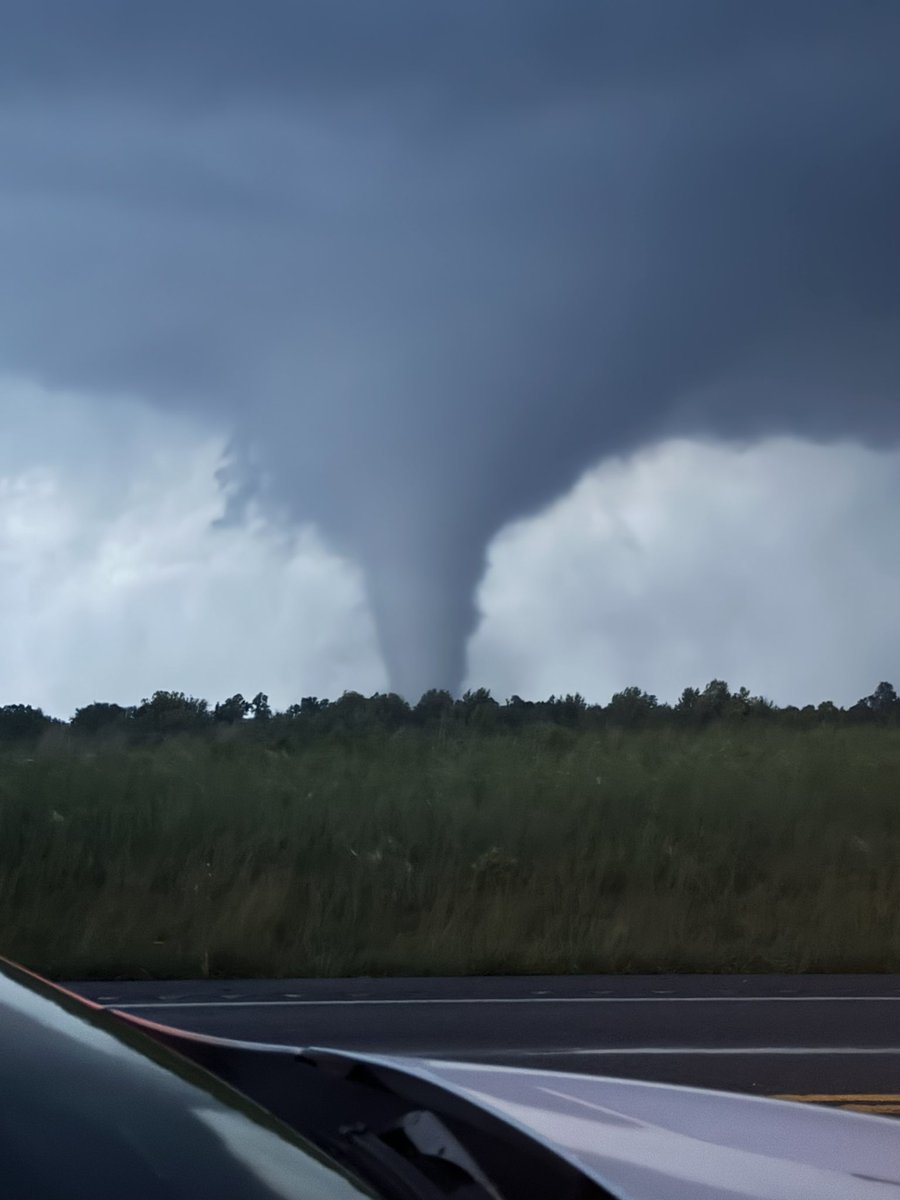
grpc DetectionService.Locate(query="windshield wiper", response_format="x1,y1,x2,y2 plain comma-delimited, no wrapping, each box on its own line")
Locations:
325,1107,504,1200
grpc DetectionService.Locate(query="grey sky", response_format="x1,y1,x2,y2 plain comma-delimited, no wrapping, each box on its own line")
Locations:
469,436,900,708
1,3,899,698
3,383,899,715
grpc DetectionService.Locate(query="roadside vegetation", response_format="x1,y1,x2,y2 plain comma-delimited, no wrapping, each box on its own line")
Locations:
1,681,900,979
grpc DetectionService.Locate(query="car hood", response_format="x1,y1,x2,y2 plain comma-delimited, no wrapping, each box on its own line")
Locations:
14,954,899,1200
353,1053,900,1200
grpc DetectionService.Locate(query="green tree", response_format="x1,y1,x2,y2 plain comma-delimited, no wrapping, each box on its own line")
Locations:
0,704,55,741
862,682,900,721
326,691,370,732
675,686,702,723
458,688,499,729
414,689,454,724
368,692,412,730
135,691,209,735
698,679,731,720
213,694,251,724
547,693,588,727
606,686,659,728
71,702,132,735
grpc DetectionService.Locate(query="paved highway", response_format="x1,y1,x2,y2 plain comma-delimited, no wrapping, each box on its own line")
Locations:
69,974,900,1116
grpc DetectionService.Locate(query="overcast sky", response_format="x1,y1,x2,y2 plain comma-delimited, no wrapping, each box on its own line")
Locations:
4,376,899,716
2,3,899,713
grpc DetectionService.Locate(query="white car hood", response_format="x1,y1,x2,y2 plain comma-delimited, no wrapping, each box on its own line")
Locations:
362,1055,900,1200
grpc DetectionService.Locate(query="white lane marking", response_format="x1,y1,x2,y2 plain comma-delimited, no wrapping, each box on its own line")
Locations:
409,1047,900,1058
102,994,900,1011
382,1047,900,1059
555,1046,900,1057
379,1051,900,1060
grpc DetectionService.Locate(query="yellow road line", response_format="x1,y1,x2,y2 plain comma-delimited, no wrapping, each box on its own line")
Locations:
838,1103,900,1114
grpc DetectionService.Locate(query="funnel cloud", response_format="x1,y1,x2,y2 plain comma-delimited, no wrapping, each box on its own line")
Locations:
2,2,899,696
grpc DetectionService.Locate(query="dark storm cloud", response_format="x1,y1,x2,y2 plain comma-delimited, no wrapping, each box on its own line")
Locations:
1,2,899,696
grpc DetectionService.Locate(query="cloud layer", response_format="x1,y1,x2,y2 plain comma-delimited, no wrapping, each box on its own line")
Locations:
469,436,900,707
1,4,899,695
3,384,899,715
0,380,385,715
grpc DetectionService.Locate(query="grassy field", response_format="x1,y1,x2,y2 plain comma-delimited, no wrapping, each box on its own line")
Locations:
2,723,900,979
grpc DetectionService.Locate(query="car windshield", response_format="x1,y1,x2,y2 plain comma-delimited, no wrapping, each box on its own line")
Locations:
0,962,376,1200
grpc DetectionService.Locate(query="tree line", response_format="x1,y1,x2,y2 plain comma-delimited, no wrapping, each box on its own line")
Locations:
2,679,900,743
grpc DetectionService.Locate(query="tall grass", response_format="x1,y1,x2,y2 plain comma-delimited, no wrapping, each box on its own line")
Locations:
1,723,899,979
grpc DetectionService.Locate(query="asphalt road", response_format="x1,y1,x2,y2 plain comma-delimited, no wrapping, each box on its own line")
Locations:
69,974,900,1115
